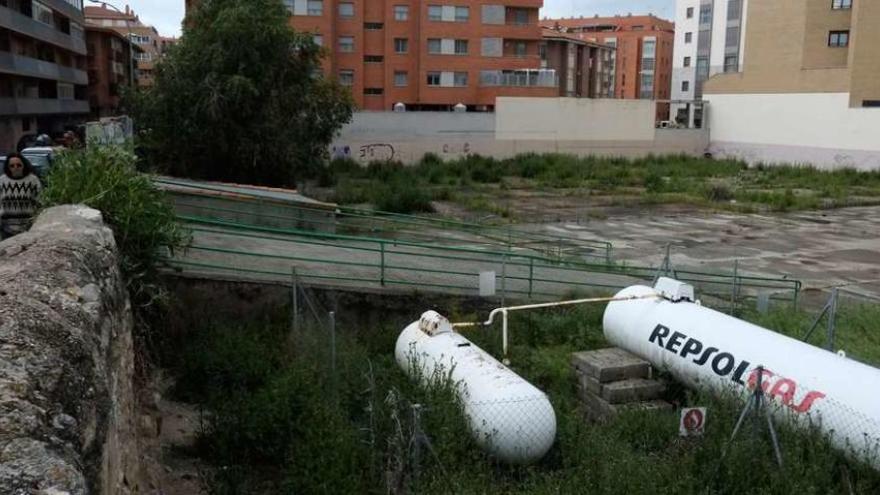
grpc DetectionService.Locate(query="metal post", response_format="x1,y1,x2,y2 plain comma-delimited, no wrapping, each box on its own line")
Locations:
411,403,422,486
501,309,510,365
826,288,839,351
291,267,298,334
528,257,534,299
731,260,739,315
380,242,386,287
501,255,507,308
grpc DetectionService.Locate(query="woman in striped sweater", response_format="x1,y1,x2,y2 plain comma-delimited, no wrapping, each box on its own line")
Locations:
0,153,42,239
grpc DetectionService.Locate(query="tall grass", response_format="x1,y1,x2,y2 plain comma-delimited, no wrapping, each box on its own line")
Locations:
170,301,880,494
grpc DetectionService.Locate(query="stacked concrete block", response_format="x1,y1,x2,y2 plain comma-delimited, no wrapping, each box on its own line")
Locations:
572,348,673,421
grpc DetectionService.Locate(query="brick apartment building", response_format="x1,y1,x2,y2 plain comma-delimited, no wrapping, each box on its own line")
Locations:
540,27,614,99
84,4,163,87
542,14,674,105
84,24,138,119
0,0,90,151
187,0,560,111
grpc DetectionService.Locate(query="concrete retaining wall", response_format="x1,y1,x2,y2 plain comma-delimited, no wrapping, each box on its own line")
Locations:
0,206,141,494
331,98,709,164
706,92,880,170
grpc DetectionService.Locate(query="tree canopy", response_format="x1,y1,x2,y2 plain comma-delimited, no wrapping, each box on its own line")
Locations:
129,0,353,187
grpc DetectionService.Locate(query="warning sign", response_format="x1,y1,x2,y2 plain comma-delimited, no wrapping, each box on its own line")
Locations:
680,407,707,437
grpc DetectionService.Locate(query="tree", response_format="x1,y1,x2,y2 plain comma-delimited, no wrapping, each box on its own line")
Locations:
129,0,353,187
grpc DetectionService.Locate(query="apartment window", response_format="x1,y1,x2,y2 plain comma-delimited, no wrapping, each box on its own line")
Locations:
32,1,53,25
684,56,691,67
426,71,441,86
364,88,383,95
685,32,693,43
640,74,654,99
724,55,738,72
427,38,441,54
365,22,384,30
394,5,409,20
394,71,408,87
339,69,354,86
482,5,505,24
513,41,527,57
339,2,354,18
699,4,712,24
307,0,323,16
863,100,880,107
364,55,384,63
642,59,655,71
453,71,468,87
828,30,849,47
428,5,442,21
455,39,469,55
727,0,743,19
313,34,324,46
339,36,354,52
57,83,74,100
511,8,529,25
455,6,469,22
726,26,740,47
686,7,694,19
696,57,709,78
832,0,852,9
394,38,408,53
681,81,690,92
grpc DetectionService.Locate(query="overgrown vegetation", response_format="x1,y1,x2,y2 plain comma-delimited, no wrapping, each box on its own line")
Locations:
170,297,880,494
128,0,353,187
42,144,186,329
321,153,880,216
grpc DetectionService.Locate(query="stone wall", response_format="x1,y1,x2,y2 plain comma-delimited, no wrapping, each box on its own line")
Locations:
0,206,141,494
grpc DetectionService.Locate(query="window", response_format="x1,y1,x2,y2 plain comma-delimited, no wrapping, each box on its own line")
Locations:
727,0,743,19
453,71,468,87
339,69,354,86
482,5,505,24
685,32,693,43
394,5,409,20
681,81,690,92
307,0,323,16
426,71,441,86
696,57,709,78
639,74,654,99
428,5,442,21
455,6,469,22
684,56,691,67
514,41,527,57
313,34,324,46
364,55,383,63
394,71,408,86
699,4,712,24
339,2,354,18
455,39,468,55
427,38,441,54
394,38,408,53
32,1,53,25
511,8,529,25
686,7,694,19
832,0,852,9
130,34,152,44
642,59,655,71
724,55,738,72
828,30,849,47
339,36,354,52
57,83,74,100
364,88,383,95
70,22,85,40
365,22,384,30
726,26,740,47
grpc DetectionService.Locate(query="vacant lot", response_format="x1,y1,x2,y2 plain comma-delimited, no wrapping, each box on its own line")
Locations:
313,153,880,219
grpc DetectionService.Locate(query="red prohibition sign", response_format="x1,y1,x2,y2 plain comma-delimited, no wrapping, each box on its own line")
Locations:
684,409,704,431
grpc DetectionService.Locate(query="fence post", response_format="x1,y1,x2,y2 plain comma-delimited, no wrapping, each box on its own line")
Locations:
826,288,839,351
291,266,298,334
380,242,386,287
329,310,337,387
501,255,507,308
730,260,739,315
411,403,423,486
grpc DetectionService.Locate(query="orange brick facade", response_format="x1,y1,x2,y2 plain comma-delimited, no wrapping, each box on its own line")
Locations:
188,0,558,111
542,15,674,102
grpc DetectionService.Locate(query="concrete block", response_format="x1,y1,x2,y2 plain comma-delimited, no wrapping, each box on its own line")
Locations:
575,371,602,396
571,348,651,383
580,392,673,422
601,378,666,405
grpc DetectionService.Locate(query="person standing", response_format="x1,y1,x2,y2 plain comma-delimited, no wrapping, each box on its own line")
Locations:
0,153,42,239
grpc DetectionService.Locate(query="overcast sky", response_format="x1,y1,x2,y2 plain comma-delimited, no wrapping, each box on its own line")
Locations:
116,0,674,38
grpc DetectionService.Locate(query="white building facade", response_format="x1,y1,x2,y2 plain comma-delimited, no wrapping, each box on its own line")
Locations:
671,0,748,126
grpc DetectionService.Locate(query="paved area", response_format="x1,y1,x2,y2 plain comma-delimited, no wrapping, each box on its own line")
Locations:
540,205,880,303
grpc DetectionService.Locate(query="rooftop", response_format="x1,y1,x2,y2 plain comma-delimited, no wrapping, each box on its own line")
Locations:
541,14,674,33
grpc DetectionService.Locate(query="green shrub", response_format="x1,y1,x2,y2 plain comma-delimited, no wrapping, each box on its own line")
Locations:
373,179,434,213
703,183,735,202
41,144,187,309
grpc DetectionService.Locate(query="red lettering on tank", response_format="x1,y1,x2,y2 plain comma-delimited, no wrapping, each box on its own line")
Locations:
747,368,775,393
790,391,827,413
769,379,796,406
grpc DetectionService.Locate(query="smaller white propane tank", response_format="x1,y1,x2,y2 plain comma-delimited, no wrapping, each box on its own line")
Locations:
395,311,557,464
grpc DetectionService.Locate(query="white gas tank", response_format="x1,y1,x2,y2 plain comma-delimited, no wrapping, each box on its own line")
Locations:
395,311,557,464
604,278,880,467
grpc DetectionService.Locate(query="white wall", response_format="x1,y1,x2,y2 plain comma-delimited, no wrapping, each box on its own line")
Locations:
707,92,880,169
494,97,656,141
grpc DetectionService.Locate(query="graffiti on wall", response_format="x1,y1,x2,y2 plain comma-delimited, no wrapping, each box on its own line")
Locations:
359,143,396,161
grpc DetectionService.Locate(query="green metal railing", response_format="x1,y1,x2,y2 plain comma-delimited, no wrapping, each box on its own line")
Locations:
167,215,802,306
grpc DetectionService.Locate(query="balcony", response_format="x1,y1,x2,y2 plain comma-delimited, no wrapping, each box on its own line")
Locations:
479,69,557,88
0,97,89,116
42,0,85,25
0,6,87,55
0,52,88,84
